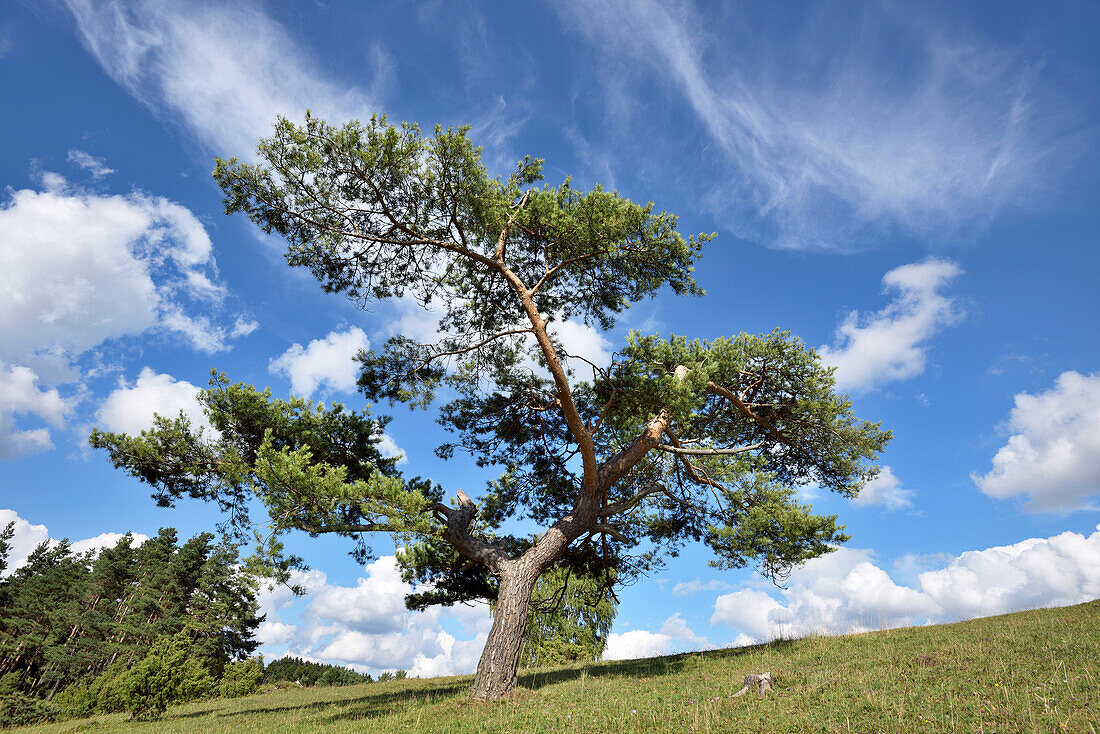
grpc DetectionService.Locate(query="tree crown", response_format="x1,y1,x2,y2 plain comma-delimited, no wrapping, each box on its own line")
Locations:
94,113,889,604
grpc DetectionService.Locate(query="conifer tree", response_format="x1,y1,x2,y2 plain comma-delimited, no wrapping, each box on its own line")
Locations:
0,528,261,716
92,114,890,700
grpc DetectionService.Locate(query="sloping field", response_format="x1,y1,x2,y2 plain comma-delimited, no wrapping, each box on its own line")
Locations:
21,600,1098,733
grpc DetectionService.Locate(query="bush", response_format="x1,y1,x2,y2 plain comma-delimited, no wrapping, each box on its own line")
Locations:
0,692,56,727
119,632,214,720
87,660,131,714
52,683,95,719
51,660,131,720
218,657,264,698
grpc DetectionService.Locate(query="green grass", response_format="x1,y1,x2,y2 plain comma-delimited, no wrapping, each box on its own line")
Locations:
20,600,1098,733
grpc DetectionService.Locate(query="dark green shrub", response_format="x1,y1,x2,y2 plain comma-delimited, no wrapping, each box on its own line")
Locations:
119,632,214,720
0,692,56,727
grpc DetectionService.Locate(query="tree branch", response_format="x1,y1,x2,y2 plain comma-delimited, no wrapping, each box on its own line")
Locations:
653,442,764,456
440,490,510,574
592,524,629,544
599,482,690,517
706,381,789,446
494,190,530,263
595,411,670,491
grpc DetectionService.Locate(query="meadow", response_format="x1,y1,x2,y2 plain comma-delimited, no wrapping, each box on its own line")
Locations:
19,600,1098,733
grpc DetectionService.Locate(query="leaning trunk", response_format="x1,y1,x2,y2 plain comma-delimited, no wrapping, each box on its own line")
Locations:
469,562,540,701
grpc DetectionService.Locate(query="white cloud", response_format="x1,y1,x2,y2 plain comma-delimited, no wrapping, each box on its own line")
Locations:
269,327,370,398
69,531,148,556
604,612,708,661
853,466,914,510
819,259,963,392
557,1,1063,249
711,588,787,642
375,434,407,466
254,556,492,678
97,367,210,435
256,620,297,647
973,371,1100,512
551,318,613,372
0,510,51,575
671,578,735,596
603,629,676,661
231,317,260,339
0,509,147,576
0,180,244,378
309,557,409,635
712,526,1100,643
66,149,116,180
0,363,71,459
918,529,1100,618
255,568,329,614
64,0,385,157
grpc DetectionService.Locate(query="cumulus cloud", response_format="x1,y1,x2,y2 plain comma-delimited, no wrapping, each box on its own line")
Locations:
0,509,148,576
309,557,410,635
556,1,1071,249
96,367,210,435
66,149,115,180
374,434,407,466
0,176,251,459
0,510,51,575
0,363,71,459
0,179,244,375
819,259,963,392
269,327,370,398
254,557,492,677
604,613,708,661
267,327,407,463
712,526,1100,643
69,531,149,556
64,0,385,157
973,371,1100,512
256,620,296,647
550,318,614,372
852,466,914,510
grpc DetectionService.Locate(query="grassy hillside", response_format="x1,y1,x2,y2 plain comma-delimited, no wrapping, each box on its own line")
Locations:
19,600,1098,733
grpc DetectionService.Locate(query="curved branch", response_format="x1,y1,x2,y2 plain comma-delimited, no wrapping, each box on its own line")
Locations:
441,490,511,574
653,442,764,456
592,523,629,544
293,521,387,534
599,482,691,517
706,381,788,446
595,411,669,491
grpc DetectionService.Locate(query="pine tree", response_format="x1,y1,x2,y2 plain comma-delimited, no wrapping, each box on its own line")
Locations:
186,541,262,677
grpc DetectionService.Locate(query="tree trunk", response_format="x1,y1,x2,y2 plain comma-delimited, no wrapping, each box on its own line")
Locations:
469,562,540,701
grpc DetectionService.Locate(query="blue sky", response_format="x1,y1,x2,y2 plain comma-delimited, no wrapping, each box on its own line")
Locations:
1,0,1098,675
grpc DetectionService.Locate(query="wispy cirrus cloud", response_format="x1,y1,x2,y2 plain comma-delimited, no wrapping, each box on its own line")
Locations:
556,0,1073,249
66,149,115,180
63,0,389,157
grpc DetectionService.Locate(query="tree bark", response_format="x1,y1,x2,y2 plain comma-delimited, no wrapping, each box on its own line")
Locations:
468,561,540,701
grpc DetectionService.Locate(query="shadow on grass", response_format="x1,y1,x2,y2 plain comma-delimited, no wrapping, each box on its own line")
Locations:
168,679,471,724
165,637,799,725
519,635,798,691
